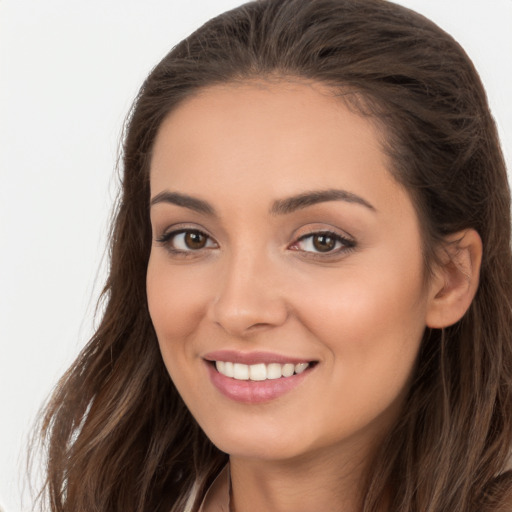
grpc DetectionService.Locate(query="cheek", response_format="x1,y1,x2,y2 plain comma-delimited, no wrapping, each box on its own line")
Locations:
146,256,213,379
288,271,427,442
294,257,428,387
147,256,207,339
146,257,214,418
297,263,427,335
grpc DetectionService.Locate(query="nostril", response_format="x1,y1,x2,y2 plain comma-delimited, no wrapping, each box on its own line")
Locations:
247,322,273,330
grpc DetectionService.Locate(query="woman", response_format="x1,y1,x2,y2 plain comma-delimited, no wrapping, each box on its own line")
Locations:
37,0,512,511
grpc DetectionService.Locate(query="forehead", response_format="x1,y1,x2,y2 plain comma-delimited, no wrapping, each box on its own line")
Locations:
149,80,409,218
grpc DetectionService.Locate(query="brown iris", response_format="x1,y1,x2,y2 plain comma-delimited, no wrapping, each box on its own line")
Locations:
184,231,208,249
312,233,337,252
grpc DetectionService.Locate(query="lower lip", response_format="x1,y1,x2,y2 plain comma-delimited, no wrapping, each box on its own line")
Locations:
206,362,313,404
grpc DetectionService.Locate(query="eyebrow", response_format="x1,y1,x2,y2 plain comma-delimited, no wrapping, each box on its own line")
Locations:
150,191,216,216
270,189,376,215
149,188,376,216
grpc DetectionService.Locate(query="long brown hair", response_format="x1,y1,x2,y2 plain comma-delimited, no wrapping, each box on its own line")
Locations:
36,1,512,511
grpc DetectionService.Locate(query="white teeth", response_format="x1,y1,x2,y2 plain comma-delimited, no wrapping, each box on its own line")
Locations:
282,363,295,377
233,363,249,380
224,361,234,378
215,361,311,381
266,363,282,380
249,363,267,381
295,362,309,374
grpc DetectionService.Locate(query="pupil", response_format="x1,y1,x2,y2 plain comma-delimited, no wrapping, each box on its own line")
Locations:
313,234,335,252
185,231,206,249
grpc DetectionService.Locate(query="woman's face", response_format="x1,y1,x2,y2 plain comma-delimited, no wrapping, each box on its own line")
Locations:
147,81,435,463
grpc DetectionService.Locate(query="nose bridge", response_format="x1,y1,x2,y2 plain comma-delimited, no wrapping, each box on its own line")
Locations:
208,241,288,335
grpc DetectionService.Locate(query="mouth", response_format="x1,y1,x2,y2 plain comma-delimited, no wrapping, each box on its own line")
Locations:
212,360,314,381
204,352,318,403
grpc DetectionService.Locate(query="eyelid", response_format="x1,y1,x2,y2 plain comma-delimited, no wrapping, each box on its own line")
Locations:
155,222,213,241
155,225,218,255
288,228,356,257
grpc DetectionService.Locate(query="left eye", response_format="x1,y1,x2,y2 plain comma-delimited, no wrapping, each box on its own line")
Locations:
292,232,354,254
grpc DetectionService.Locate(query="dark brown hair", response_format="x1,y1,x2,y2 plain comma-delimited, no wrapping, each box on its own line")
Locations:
36,1,512,511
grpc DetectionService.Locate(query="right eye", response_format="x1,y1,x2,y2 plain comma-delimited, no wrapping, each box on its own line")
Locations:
156,229,217,254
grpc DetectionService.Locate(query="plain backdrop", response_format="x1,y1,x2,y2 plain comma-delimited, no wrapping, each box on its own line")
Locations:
1,1,511,511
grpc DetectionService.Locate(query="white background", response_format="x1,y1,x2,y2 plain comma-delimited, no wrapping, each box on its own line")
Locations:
1,1,511,511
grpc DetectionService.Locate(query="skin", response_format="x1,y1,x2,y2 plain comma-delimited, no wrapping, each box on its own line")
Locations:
146,81,476,512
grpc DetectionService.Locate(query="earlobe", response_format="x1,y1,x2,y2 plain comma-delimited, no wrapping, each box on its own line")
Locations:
426,229,482,329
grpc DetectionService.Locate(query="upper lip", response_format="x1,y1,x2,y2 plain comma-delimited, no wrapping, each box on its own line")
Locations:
203,350,314,365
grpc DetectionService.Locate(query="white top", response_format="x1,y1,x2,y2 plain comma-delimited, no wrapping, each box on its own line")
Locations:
184,465,230,512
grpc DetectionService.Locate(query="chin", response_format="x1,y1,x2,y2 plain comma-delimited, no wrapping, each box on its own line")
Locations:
203,421,310,462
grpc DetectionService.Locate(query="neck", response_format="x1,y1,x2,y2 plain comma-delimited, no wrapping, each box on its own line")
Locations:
229,441,375,512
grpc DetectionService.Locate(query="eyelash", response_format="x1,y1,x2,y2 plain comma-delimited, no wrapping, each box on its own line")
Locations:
155,228,356,258
290,230,356,257
156,229,217,257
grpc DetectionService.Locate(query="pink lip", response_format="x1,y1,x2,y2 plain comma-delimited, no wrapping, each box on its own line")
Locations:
203,350,312,365
204,359,315,404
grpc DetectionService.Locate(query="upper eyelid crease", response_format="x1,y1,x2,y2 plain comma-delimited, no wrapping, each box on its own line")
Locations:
294,232,356,250
297,231,354,243
156,228,213,241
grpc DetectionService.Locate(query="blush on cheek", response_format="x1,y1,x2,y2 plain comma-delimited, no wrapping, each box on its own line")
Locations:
147,266,204,337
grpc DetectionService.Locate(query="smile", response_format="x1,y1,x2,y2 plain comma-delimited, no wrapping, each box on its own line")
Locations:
205,353,317,403
215,361,310,381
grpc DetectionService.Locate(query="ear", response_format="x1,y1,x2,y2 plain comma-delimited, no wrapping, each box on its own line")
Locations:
426,229,482,329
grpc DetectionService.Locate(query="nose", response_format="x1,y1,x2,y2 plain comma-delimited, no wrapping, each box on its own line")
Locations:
207,250,289,337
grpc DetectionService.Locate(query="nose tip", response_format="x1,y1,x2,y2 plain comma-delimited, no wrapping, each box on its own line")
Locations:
208,266,289,337
211,300,287,336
